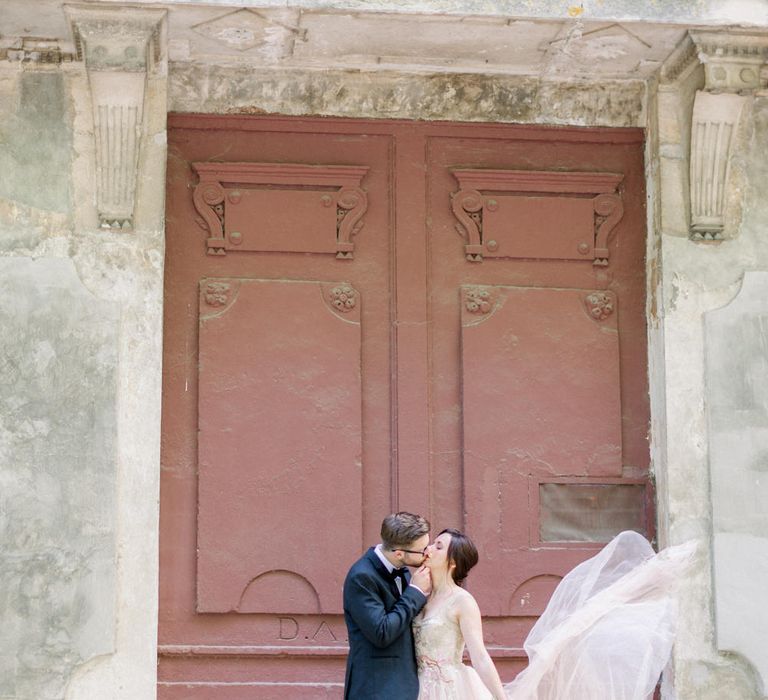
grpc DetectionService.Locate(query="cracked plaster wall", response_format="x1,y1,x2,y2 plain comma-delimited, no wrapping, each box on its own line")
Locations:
0,54,166,700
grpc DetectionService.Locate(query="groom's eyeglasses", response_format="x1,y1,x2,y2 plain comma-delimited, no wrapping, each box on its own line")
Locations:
397,548,427,555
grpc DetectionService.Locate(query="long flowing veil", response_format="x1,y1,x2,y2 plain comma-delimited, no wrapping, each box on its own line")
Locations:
504,531,697,700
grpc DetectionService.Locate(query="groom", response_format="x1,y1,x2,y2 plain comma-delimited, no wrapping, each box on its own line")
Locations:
343,512,432,699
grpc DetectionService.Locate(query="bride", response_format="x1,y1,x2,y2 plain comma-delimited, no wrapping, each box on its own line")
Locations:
413,528,696,700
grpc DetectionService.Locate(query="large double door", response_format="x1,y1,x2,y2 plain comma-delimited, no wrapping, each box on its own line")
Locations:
159,115,650,698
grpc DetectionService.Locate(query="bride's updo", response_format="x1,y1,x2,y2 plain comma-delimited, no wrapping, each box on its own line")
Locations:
440,528,479,587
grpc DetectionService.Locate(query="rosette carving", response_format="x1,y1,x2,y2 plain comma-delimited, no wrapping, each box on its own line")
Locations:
328,285,358,313
584,291,616,321
204,281,232,307
465,287,493,314
199,279,241,319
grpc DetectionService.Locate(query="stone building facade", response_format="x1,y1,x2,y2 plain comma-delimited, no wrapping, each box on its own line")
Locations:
1,1,767,698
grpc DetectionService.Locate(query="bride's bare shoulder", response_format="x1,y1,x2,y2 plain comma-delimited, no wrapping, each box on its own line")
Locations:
453,586,481,613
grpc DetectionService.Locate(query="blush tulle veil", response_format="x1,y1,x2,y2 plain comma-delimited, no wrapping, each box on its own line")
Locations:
503,531,697,700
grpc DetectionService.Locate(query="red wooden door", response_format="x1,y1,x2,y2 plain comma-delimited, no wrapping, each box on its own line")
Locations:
159,116,650,698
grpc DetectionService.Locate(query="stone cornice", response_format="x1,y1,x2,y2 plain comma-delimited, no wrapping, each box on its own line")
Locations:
690,30,768,93
660,33,699,85
66,5,165,72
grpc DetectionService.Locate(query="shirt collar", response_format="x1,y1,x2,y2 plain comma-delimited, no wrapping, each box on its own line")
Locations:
374,543,397,573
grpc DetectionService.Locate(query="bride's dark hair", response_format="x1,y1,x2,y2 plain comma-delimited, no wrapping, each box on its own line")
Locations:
440,528,479,587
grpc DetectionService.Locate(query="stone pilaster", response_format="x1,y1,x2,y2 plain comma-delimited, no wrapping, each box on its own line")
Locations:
66,6,165,230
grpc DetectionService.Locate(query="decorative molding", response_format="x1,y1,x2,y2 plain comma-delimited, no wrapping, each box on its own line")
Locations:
193,179,227,254
199,279,241,319
450,169,624,265
464,287,493,315
659,33,699,85
593,194,624,266
686,32,768,242
66,6,165,231
191,8,304,56
690,31,768,94
203,281,232,308
327,285,358,314
451,188,484,262
335,188,368,259
584,291,616,321
192,163,369,258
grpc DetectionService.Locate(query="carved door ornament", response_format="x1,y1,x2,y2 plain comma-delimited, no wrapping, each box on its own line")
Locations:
450,170,625,273
584,291,616,321
192,162,369,258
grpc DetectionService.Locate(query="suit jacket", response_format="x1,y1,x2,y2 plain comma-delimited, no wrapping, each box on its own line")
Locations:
343,547,427,699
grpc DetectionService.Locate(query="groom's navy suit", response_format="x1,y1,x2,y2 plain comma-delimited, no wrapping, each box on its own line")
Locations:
343,547,427,699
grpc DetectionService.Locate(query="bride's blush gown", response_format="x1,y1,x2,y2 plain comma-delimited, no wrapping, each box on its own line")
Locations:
413,588,493,700
413,531,696,700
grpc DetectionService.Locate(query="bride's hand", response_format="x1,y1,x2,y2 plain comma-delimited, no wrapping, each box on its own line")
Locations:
412,565,432,595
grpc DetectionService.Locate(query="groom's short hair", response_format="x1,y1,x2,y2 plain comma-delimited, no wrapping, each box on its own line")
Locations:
381,512,430,550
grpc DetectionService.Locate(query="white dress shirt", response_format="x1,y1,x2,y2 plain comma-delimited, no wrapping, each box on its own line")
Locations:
374,544,425,596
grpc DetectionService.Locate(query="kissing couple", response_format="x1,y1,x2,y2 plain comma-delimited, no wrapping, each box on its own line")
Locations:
343,512,695,700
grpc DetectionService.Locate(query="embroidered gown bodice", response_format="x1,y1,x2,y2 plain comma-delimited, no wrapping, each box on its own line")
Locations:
412,589,493,700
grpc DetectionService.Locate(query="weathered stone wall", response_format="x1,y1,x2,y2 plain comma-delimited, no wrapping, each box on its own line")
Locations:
170,64,646,127
1,3,766,699
0,44,166,700
652,56,768,698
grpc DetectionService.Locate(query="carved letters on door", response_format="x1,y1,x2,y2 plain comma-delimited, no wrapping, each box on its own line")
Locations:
160,117,650,698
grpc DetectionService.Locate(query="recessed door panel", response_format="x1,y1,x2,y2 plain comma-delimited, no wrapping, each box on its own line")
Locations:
197,278,362,614
460,284,623,615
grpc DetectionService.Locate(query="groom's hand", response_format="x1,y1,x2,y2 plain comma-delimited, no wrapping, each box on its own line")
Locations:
411,565,432,595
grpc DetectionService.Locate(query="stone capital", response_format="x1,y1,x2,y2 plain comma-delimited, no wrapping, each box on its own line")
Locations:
690,31,768,95
66,5,164,73
65,5,166,230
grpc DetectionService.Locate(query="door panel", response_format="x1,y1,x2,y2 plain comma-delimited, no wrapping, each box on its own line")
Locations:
422,128,650,658
197,278,362,614
460,284,623,615
160,116,649,697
